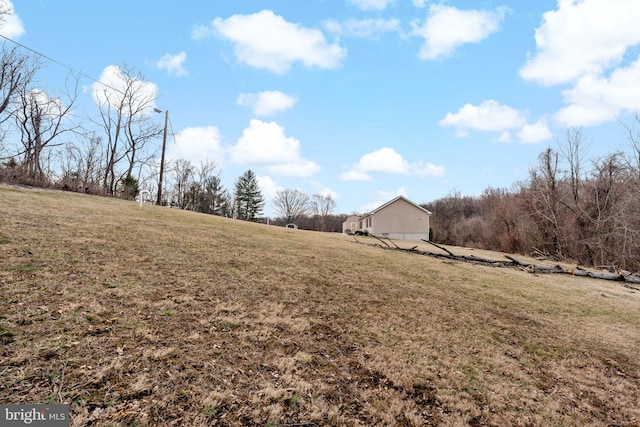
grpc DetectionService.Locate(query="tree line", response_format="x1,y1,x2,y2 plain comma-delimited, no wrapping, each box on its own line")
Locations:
271,189,346,232
156,161,266,222
0,36,264,222
0,40,163,198
422,128,640,273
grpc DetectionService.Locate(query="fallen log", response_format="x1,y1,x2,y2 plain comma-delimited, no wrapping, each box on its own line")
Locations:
351,237,640,288
370,234,391,248
503,255,565,273
422,240,516,267
423,240,456,257
570,267,640,285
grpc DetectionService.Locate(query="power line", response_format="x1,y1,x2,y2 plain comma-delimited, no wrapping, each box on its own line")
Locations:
167,116,184,158
1,32,172,129
1,33,122,93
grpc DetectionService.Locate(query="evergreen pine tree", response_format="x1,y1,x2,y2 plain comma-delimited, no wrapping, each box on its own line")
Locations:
200,174,231,216
234,170,264,221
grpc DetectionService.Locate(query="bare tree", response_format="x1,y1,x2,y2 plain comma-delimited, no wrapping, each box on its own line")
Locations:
196,160,230,216
14,77,79,182
59,132,104,193
93,65,162,194
525,147,566,259
0,46,36,125
479,187,526,253
0,2,11,21
558,128,589,206
311,193,336,231
273,189,310,224
422,190,480,245
312,193,336,217
619,114,640,175
169,158,195,209
0,46,38,155
611,174,640,271
556,128,596,262
581,153,631,269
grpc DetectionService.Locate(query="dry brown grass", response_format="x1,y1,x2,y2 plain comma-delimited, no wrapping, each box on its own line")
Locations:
1,184,639,426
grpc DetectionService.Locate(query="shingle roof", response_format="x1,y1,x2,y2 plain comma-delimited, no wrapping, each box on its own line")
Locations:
366,195,432,216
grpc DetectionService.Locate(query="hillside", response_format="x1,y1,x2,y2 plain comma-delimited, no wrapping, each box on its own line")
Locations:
1,184,639,426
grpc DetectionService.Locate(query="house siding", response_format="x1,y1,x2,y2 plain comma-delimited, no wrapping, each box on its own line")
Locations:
373,198,430,241
361,215,373,234
342,215,361,234
341,196,431,241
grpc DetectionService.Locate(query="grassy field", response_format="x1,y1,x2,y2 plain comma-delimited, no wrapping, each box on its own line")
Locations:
1,184,639,426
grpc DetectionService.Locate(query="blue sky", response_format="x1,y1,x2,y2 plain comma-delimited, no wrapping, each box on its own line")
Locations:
3,0,640,215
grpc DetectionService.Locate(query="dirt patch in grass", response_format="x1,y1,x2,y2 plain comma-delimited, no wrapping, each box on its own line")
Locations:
1,184,639,426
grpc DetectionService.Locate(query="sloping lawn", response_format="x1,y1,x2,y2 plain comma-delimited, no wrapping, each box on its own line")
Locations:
1,184,639,426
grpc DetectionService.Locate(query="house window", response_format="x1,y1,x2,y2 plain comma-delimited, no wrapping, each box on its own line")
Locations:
366,217,371,227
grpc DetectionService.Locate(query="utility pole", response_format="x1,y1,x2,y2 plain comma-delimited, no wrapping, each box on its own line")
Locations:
156,109,168,205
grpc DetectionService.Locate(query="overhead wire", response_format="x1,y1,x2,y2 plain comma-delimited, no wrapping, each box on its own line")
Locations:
1,31,178,160
1,33,131,95
167,115,182,157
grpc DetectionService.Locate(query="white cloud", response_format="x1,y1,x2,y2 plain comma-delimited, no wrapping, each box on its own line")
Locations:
519,1,640,127
339,169,373,181
256,175,283,204
410,161,445,178
555,56,640,127
324,18,400,39
156,51,188,77
168,126,224,164
412,0,428,8
197,10,346,74
229,119,299,164
517,119,553,144
91,65,158,112
359,147,408,174
340,147,444,181
520,0,640,86
349,0,394,11
190,24,209,40
497,131,512,143
361,187,408,213
453,129,470,138
267,159,321,177
311,182,339,200
413,4,507,60
439,100,526,132
237,91,297,117
229,119,321,177
25,89,65,118
441,100,553,143
0,1,25,38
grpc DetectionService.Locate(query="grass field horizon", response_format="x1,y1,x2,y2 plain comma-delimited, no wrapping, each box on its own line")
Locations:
1,184,639,426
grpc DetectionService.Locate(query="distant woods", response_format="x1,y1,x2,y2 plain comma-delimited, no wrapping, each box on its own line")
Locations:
271,189,345,232
422,128,640,273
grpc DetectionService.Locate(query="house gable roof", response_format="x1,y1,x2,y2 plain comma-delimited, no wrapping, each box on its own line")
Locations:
368,195,432,216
